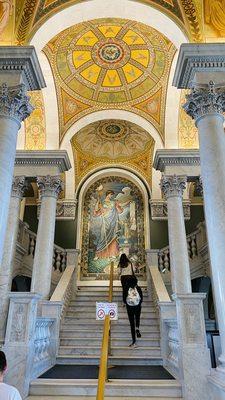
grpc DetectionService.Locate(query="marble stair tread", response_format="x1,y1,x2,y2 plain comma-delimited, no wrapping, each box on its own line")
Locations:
27,397,183,399
29,379,182,397
60,338,160,346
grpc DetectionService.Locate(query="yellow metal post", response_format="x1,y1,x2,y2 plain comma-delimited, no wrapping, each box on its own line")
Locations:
96,261,114,400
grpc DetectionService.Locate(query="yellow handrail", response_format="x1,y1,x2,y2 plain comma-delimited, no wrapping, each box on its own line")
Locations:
96,261,114,400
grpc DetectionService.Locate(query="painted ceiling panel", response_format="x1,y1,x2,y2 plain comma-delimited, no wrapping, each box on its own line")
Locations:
44,18,176,143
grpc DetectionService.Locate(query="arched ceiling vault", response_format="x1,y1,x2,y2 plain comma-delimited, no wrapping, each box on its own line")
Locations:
43,18,176,143
71,119,155,187
15,0,203,45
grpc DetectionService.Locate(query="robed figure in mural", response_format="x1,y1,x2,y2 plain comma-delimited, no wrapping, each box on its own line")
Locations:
205,0,225,37
93,189,123,260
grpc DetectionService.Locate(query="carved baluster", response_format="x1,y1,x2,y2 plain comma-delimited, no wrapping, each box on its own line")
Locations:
164,249,170,272
191,234,197,258
158,252,164,272
29,235,36,257
56,250,61,272
61,252,67,272
52,249,56,270
187,236,192,258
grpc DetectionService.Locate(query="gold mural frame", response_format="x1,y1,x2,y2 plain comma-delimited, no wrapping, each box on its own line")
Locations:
80,175,146,280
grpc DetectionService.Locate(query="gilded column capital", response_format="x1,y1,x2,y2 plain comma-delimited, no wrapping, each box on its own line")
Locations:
183,81,225,123
11,176,27,199
37,175,63,199
160,175,187,199
0,83,33,126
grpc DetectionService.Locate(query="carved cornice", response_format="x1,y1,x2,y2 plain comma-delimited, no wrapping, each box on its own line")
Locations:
153,149,200,172
183,82,225,122
37,199,77,220
15,150,71,173
0,46,45,90
173,43,225,89
150,199,190,220
0,84,33,124
37,175,63,199
11,176,27,199
160,175,187,199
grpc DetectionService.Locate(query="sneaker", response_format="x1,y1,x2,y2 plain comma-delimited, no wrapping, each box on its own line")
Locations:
129,342,138,348
136,329,141,338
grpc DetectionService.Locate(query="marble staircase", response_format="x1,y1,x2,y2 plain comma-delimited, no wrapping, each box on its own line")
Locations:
57,286,161,365
28,286,183,399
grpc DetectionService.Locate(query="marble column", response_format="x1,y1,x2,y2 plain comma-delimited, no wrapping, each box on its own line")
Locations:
184,81,225,371
160,175,192,294
0,176,27,340
0,84,33,266
31,176,62,299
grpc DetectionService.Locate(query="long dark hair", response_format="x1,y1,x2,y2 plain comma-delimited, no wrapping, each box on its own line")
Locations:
118,253,130,268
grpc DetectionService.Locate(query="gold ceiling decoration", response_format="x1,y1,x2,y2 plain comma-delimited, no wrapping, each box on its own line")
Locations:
14,0,189,44
44,18,176,143
25,90,46,150
71,119,155,186
178,89,199,149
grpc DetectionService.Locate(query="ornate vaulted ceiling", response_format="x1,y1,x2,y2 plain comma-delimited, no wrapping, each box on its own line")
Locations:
44,18,176,143
71,119,155,186
15,0,203,45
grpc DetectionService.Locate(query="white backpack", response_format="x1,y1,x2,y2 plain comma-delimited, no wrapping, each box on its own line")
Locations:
126,287,141,306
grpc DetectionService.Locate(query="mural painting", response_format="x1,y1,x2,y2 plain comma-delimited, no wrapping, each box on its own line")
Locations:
81,177,146,279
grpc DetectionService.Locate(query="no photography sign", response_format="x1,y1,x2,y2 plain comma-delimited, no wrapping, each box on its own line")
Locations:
96,302,118,320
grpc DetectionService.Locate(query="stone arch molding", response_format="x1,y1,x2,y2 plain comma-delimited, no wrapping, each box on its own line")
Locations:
59,109,163,198
29,0,188,152
76,167,151,280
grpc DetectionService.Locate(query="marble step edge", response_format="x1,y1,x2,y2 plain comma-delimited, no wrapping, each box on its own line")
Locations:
27,397,183,400
59,337,160,341
30,378,180,387
59,345,160,349
56,355,163,360
56,356,163,365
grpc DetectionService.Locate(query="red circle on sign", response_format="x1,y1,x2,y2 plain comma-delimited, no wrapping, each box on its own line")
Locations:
97,309,105,319
109,309,115,318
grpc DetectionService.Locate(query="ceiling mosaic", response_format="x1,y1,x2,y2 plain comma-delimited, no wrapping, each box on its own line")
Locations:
44,18,176,143
14,0,204,46
71,119,155,186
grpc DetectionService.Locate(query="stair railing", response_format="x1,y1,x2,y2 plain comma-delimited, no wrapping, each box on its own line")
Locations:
96,261,114,400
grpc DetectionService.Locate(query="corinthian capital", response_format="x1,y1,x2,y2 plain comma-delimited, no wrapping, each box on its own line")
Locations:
160,175,186,199
11,176,27,199
0,83,33,125
37,175,63,199
183,81,225,123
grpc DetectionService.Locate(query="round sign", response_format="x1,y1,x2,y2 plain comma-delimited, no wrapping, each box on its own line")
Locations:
109,309,116,318
97,309,105,320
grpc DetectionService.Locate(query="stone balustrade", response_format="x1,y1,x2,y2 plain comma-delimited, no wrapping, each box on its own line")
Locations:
158,221,209,282
147,264,180,380
34,318,54,364
13,219,71,290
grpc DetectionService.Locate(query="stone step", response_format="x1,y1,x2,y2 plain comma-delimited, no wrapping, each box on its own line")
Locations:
27,396,183,400
62,319,159,326
65,311,157,319
60,337,160,347
60,328,160,339
56,355,163,366
73,293,150,299
58,346,161,357
67,305,156,312
29,379,182,397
